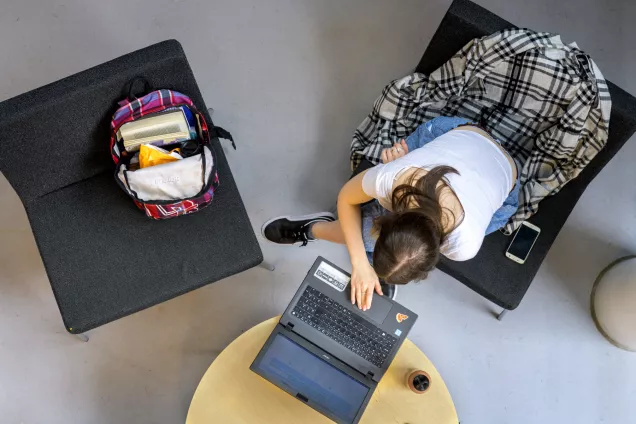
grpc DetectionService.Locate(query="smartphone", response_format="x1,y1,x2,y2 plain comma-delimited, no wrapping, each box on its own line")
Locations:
505,221,540,264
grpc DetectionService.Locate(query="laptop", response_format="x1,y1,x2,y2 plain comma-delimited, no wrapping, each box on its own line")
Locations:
250,256,418,424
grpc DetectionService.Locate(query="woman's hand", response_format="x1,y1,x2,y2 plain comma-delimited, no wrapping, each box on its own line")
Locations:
381,139,408,164
350,261,383,311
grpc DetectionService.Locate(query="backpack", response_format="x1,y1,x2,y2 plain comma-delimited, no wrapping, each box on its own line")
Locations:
109,79,234,219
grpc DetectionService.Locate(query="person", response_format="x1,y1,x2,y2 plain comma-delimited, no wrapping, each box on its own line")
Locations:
262,117,519,312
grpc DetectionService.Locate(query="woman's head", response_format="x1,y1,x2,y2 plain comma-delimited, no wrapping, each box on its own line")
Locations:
372,166,460,284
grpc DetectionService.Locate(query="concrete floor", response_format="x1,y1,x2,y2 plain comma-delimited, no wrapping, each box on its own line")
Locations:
1,0,635,422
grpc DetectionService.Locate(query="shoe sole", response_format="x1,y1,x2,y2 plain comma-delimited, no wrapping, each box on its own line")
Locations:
261,212,336,242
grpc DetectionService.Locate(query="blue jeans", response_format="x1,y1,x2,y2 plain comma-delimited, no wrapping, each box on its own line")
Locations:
362,116,520,257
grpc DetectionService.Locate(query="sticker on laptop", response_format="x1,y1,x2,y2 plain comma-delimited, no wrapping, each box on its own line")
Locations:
314,261,350,292
396,313,409,323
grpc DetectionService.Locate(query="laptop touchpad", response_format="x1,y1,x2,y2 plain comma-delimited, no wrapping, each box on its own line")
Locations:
359,295,392,325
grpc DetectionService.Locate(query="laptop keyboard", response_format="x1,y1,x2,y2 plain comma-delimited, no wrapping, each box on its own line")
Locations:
291,286,398,367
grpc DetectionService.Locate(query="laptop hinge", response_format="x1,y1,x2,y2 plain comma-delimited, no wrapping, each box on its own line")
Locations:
284,321,295,331
366,371,375,380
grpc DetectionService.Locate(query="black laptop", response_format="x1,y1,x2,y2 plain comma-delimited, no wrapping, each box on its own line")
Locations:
250,256,418,424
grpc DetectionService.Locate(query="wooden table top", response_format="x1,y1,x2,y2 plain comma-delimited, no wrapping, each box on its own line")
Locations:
187,316,458,424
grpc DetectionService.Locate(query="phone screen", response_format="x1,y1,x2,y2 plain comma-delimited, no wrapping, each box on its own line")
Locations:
508,224,540,261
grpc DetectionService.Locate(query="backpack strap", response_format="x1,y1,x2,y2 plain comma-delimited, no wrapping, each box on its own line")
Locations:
210,126,236,150
126,76,152,101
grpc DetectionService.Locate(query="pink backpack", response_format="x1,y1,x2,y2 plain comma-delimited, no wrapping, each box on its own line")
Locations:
110,80,234,219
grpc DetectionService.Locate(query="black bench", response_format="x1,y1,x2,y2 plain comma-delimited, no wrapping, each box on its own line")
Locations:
0,40,265,338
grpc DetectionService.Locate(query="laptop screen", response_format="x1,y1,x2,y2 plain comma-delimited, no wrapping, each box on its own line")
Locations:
253,333,369,423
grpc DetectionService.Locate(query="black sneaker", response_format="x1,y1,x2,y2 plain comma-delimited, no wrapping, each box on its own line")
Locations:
262,212,336,246
379,280,398,300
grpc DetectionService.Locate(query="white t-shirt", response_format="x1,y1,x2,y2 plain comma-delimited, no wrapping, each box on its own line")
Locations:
361,129,513,261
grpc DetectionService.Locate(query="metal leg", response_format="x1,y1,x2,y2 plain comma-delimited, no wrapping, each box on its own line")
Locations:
75,333,89,342
497,308,508,321
259,260,275,272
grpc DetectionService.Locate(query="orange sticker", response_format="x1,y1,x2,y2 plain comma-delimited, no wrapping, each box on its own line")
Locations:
396,313,409,323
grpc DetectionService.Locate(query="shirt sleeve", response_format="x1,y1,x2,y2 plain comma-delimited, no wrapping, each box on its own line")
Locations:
361,164,381,198
361,163,396,204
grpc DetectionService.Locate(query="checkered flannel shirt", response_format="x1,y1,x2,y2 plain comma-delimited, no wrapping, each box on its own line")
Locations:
351,29,611,234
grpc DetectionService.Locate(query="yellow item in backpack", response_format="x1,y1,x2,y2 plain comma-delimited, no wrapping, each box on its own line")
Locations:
139,144,183,168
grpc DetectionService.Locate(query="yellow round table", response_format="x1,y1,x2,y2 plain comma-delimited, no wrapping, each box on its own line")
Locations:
187,317,458,424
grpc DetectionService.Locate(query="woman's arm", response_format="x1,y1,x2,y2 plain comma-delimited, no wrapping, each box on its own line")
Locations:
338,170,383,311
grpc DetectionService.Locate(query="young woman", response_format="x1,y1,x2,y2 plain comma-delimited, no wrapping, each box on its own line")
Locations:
263,117,519,312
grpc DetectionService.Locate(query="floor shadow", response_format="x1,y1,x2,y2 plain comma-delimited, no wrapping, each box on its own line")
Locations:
542,225,633,314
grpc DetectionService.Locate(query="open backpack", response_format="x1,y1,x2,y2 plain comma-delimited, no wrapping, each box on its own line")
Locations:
109,78,234,219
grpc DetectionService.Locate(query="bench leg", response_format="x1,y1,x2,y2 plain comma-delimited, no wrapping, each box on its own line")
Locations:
75,333,89,342
497,309,508,321
259,260,275,272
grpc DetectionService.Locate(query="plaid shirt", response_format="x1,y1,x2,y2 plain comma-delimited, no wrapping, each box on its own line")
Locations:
351,29,611,233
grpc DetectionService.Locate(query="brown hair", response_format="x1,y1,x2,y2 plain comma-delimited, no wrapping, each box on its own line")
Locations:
372,166,460,284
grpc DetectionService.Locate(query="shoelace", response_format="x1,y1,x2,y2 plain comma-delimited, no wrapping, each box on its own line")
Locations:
293,230,309,247
284,224,311,247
